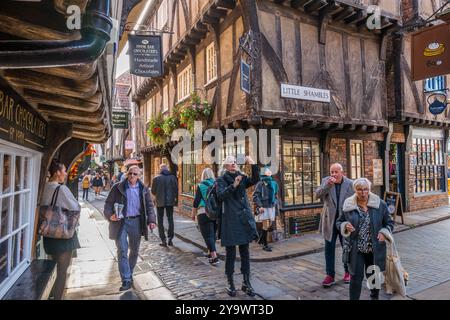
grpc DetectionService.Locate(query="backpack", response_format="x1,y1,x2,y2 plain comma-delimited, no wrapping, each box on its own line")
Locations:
201,181,221,221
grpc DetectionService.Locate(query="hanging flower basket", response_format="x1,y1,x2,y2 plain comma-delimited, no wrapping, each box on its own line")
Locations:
178,92,213,134
147,113,166,145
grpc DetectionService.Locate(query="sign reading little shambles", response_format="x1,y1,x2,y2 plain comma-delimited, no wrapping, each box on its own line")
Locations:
281,84,331,103
0,82,47,151
128,34,163,77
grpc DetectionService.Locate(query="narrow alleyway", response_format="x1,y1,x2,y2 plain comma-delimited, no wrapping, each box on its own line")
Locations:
75,193,450,300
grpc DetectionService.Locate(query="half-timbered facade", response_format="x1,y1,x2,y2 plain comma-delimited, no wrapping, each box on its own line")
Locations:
131,0,404,238
386,0,450,213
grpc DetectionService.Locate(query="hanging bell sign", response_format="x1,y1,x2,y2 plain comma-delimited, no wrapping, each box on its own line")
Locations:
428,92,448,115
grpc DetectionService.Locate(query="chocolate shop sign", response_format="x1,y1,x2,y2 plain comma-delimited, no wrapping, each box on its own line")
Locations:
281,83,331,103
0,83,47,151
128,34,163,77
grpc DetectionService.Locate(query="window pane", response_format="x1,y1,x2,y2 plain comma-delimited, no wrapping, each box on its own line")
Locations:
13,194,20,231
283,141,292,156
1,197,10,238
21,193,30,226
23,158,30,189
0,241,8,285
20,229,26,263
293,157,302,172
294,173,303,205
11,233,18,272
293,142,302,157
283,157,292,172
15,156,22,191
3,154,11,194
283,173,293,206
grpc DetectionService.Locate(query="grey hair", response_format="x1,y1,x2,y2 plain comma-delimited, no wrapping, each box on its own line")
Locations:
353,177,372,191
220,155,240,176
201,168,215,181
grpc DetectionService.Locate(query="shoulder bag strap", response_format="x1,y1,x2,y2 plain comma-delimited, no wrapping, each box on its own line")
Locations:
50,185,61,206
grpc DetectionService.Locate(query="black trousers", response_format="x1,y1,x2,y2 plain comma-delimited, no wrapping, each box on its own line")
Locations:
157,206,174,242
197,213,217,252
349,251,380,300
225,244,250,277
82,188,89,200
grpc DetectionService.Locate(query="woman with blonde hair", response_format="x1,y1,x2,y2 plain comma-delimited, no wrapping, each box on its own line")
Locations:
192,167,219,265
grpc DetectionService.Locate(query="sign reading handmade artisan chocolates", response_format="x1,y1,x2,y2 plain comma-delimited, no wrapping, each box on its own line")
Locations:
128,34,163,77
0,82,47,151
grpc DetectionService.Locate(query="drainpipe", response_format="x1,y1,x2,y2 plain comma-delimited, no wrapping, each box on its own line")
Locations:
0,0,112,69
384,122,394,193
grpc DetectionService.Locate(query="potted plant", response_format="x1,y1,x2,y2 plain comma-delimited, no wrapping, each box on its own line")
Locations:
147,113,166,145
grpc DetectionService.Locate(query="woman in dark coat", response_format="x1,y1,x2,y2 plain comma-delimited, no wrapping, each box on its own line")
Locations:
217,155,259,297
336,177,394,300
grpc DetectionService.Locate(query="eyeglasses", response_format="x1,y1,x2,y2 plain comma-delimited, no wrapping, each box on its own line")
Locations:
129,172,139,176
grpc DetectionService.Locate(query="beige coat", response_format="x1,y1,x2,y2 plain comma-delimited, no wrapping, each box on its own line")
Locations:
379,228,408,297
315,176,354,241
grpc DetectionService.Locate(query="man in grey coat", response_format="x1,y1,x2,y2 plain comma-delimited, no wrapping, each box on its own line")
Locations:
151,164,178,247
315,163,354,287
104,166,156,291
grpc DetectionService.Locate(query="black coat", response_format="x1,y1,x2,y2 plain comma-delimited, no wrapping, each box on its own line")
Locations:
104,180,156,241
217,165,260,247
151,170,178,207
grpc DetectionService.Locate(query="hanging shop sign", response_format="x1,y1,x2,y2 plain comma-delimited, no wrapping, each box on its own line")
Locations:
125,140,135,150
112,111,129,129
281,83,331,103
128,34,163,77
411,23,450,81
427,92,448,115
0,82,47,152
240,60,251,94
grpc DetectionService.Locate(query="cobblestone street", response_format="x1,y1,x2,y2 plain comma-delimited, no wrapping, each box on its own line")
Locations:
84,194,450,300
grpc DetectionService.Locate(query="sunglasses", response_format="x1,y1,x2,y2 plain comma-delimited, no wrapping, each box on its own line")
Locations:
129,172,139,176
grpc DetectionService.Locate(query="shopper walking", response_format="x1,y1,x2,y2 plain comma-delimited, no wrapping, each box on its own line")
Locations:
315,163,354,287
192,168,219,265
81,173,90,201
252,166,279,252
104,165,157,291
151,164,178,247
41,160,81,300
92,172,104,198
217,155,259,297
336,177,394,300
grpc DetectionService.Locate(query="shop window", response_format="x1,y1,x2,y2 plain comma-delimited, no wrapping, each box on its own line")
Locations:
424,76,446,93
350,140,364,179
157,0,168,30
206,42,217,83
0,150,33,298
412,138,445,193
182,151,196,196
282,139,321,206
163,85,169,114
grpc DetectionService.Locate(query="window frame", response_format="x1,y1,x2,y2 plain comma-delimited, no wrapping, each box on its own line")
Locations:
177,65,193,103
157,0,169,30
162,85,169,114
281,137,322,208
413,137,446,194
424,75,447,93
181,150,196,197
349,140,364,180
0,142,39,299
205,42,217,84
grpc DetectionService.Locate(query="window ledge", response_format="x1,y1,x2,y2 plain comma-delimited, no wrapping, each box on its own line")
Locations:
413,191,446,198
204,77,218,88
176,96,190,105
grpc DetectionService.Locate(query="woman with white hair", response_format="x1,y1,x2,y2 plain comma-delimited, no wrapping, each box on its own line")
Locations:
192,168,219,266
217,155,259,297
336,177,394,300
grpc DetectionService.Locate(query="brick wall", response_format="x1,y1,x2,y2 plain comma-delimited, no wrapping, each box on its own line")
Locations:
329,138,347,170
401,0,417,23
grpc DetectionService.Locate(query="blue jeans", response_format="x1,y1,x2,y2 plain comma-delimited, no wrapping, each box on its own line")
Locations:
115,218,141,282
325,225,349,277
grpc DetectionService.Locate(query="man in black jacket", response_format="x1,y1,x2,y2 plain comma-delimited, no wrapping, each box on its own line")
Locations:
151,164,178,246
104,165,156,291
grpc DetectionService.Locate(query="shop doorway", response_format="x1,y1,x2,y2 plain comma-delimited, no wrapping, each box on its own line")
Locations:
389,143,406,208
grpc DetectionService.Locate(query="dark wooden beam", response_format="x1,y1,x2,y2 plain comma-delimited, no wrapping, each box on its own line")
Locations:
215,0,236,10
201,14,220,25
345,9,367,25
291,0,312,9
208,7,229,19
305,0,327,13
333,6,355,21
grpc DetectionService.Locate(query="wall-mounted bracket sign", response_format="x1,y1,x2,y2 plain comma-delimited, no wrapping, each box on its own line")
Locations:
427,92,448,115
411,23,450,81
112,111,129,129
281,83,331,103
128,34,163,77
0,81,47,152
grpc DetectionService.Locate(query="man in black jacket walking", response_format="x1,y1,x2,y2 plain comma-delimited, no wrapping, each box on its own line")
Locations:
151,164,178,246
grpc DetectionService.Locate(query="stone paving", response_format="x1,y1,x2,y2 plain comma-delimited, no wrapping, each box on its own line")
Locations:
84,192,450,300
